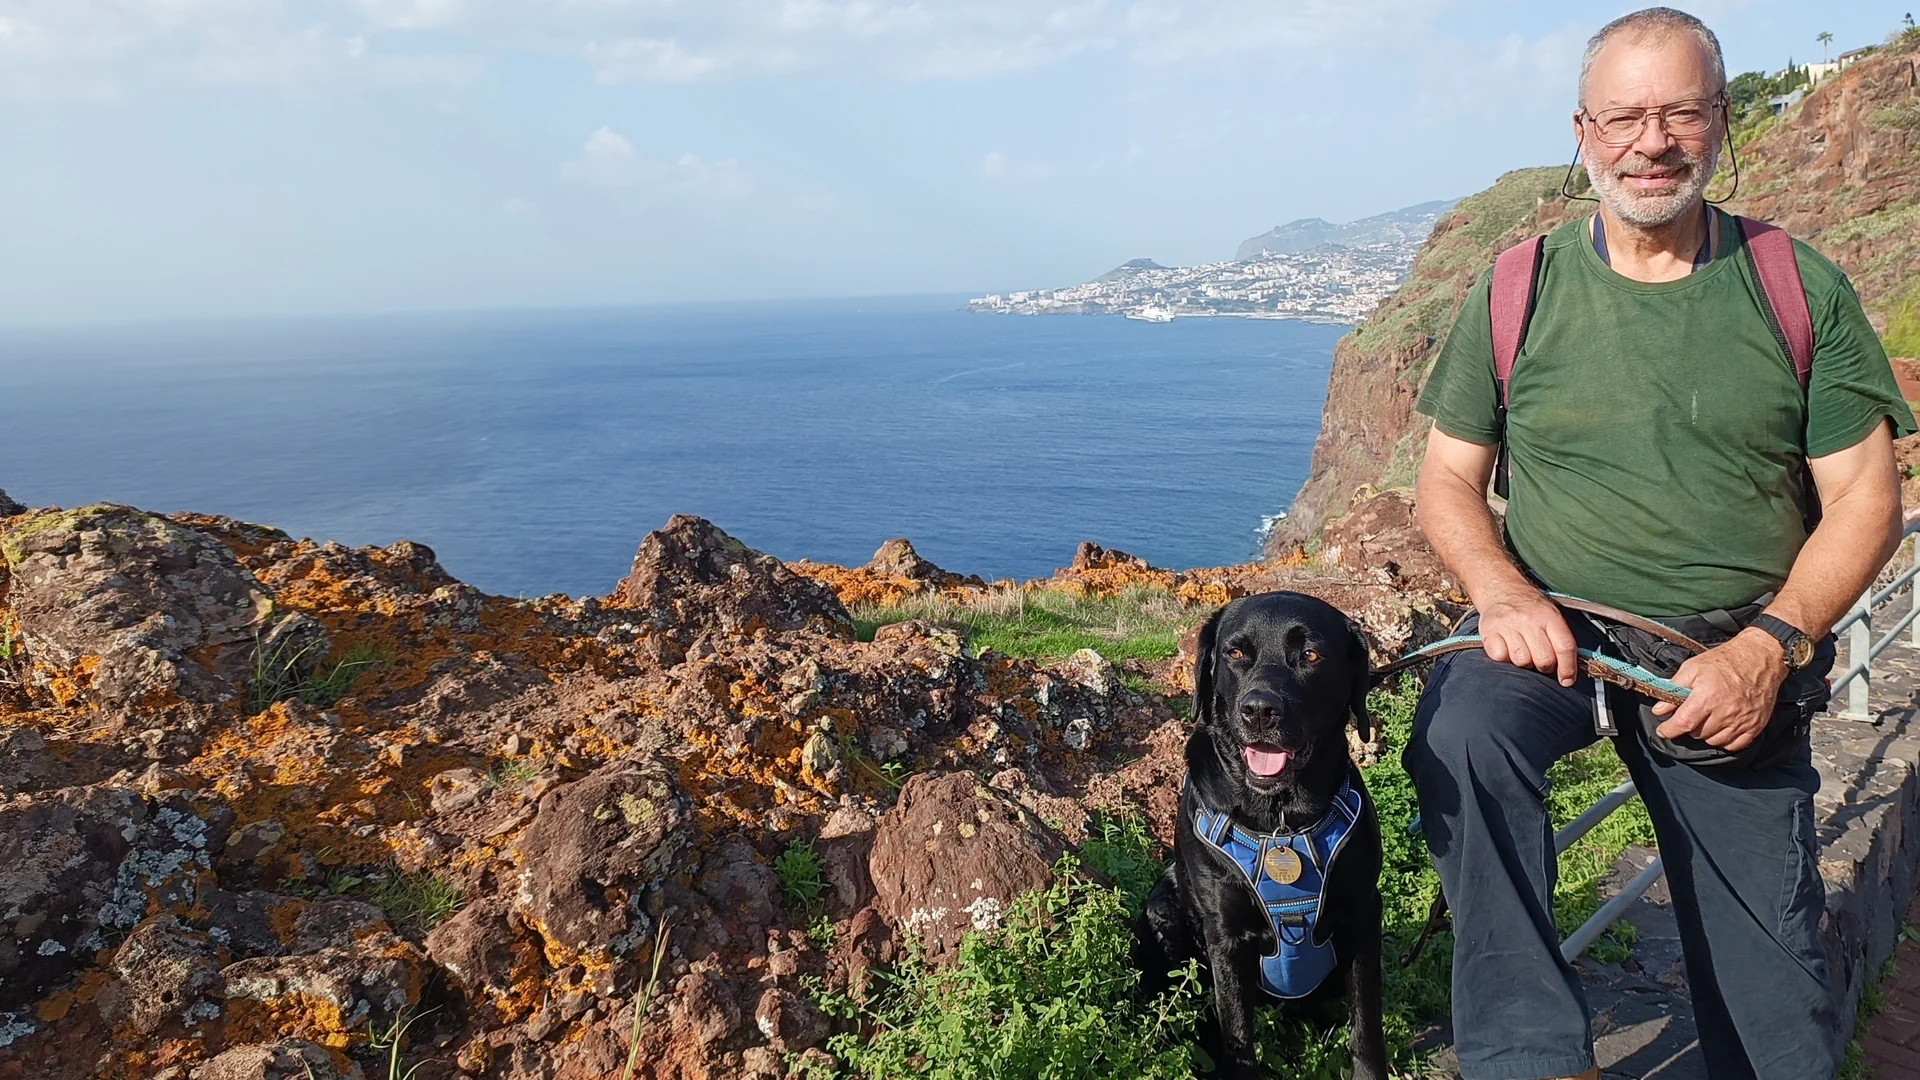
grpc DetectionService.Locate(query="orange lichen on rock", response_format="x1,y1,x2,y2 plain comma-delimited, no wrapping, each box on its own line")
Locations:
220,994,356,1050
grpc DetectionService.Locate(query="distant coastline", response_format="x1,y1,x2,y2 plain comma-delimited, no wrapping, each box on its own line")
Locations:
969,198,1456,325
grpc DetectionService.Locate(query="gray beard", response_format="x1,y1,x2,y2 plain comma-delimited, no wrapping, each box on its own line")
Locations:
1585,142,1720,228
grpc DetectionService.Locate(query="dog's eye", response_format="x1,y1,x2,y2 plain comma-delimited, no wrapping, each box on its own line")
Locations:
1303,648,1321,664
1226,646,1248,662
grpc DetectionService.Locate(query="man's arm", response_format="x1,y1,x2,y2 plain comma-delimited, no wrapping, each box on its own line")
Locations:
1652,419,1903,749
1415,427,1580,686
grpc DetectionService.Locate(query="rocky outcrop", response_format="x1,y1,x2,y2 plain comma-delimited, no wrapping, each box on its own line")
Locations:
610,514,853,642
0,498,1453,1079
0,505,326,710
787,537,989,608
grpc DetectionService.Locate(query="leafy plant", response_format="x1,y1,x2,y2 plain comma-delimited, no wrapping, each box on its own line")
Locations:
821,858,1208,1080
371,872,464,930
808,912,837,953
775,839,829,912
1077,811,1166,917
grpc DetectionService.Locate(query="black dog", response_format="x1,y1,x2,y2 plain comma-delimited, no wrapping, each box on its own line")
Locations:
1134,591,1387,1079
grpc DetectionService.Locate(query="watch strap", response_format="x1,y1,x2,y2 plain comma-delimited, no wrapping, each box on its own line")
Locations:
1748,613,1812,669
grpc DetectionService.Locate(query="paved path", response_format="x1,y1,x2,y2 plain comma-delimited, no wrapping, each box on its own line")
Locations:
1860,892,1920,1079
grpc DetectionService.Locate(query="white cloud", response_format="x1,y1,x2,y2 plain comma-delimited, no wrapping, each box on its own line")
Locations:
560,127,753,200
980,150,1054,180
0,0,480,99
354,0,466,30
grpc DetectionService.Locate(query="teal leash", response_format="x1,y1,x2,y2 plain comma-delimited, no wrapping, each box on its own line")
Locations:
1377,634,1691,837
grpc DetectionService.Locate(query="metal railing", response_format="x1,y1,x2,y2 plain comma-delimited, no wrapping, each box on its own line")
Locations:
1556,516,1920,960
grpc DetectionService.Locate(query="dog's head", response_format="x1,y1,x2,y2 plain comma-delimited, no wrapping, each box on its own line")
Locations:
1190,591,1372,795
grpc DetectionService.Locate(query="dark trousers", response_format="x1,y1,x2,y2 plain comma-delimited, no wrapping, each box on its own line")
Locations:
1403,622,1833,1080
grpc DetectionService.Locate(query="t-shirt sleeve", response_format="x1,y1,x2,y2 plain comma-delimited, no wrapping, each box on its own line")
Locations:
1804,259,1918,458
1414,268,1501,445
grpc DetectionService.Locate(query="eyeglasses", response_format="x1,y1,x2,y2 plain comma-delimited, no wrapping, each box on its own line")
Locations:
1580,95,1725,146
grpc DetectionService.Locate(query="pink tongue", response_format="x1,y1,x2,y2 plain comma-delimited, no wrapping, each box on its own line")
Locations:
1245,745,1291,776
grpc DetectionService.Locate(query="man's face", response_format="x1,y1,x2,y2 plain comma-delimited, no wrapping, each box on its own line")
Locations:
1574,33,1725,228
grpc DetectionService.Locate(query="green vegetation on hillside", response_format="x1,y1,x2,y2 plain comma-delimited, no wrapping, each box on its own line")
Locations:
853,585,1199,671
1348,167,1569,358
823,591,1656,1078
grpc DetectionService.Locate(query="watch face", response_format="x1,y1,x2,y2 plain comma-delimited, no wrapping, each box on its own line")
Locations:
1787,635,1815,669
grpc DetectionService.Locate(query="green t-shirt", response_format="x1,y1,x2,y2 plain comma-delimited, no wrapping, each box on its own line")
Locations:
1416,208,1916,616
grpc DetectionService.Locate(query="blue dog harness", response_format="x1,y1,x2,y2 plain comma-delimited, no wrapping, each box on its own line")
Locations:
1191,773,1364,999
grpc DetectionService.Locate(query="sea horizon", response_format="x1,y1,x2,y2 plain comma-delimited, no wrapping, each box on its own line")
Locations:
0,295,1340,597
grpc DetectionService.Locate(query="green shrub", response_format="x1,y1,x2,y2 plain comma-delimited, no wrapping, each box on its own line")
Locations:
1078,812,1166,917
821,859,1208,1080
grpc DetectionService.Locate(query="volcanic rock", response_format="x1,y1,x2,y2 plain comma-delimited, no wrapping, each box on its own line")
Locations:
0,504,327,709
868,771,1067,957
0,794,134,1007
863,538,979,589
609,515,852,641
423,898,530,1023
753,987,828,1051
1320,489,1459,594
510,756,691,966
190,1041,365,1080
696,838,781,930
1070,542,1153,571
95,915,221,1036
0,728,69,795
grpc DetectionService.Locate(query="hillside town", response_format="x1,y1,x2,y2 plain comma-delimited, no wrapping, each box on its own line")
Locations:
968,228,1431,324
968,240,1421,323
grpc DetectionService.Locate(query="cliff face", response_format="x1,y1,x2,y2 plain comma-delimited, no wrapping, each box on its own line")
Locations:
1273,35,1920,549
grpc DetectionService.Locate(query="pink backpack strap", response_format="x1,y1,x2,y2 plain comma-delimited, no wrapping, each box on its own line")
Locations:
1489,235,1546,406
1736,216,1814,388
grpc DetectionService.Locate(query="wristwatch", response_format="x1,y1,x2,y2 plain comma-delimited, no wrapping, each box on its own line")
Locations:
1749,614,1815,671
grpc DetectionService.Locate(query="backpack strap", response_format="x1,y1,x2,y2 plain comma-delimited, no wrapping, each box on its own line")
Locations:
1489,235,1547,407
1735,216,1814,388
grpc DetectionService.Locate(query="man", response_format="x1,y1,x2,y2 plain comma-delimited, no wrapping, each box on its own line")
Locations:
1406,8,1912,1080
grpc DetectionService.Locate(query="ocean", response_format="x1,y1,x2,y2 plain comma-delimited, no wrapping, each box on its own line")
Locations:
0,296,1341,598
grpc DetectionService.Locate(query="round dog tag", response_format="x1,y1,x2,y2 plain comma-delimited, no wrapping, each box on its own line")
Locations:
1263,846,1303,885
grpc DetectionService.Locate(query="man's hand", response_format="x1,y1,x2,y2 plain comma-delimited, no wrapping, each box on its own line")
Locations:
1477,585,1579,687
1649,628,1788,751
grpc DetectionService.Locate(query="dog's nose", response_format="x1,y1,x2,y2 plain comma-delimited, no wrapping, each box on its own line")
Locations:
1239,690,1285,725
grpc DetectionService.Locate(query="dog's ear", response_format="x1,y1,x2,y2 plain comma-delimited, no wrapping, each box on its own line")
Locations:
1191,607,1226,726
1346,618,1374,745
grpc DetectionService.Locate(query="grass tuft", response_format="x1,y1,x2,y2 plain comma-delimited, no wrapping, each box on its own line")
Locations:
247,636,387,714
371,872,464,931
621,917,672,1080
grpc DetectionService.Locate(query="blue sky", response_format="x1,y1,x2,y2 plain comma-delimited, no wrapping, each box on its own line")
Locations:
0,0,1902,324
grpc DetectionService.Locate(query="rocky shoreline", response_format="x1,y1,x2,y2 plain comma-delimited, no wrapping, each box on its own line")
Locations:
0,496,1459,1080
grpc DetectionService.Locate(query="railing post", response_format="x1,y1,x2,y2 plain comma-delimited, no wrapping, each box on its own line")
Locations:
1846,588,1871,721
1910,538,1919,648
